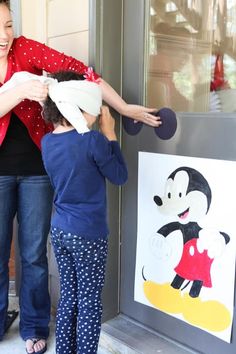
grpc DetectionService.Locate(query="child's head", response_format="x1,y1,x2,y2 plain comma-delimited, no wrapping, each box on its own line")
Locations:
43,70,102,131
43,71,85,127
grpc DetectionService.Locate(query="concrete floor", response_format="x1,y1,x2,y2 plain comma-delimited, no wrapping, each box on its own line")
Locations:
0,296,54,354
0,296,107,354
1,296,197,354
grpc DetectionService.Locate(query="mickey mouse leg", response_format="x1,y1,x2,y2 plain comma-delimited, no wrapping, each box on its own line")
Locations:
171,274,185,289
189,280,203,298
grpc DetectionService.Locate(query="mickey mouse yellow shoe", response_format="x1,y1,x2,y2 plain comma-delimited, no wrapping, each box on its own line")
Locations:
182,293,231,332
143,281,183,313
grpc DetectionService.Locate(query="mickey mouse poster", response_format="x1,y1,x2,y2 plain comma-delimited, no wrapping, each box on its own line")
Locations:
134,152,236,343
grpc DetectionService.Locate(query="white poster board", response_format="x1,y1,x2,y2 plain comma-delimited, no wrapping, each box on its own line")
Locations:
134,152,236,343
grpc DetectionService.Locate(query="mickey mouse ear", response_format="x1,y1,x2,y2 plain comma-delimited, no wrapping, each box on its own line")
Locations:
122,116,143,135
154,107,177,140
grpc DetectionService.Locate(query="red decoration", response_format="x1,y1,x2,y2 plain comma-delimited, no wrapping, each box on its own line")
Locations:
210,54,230,91
83,67,101,84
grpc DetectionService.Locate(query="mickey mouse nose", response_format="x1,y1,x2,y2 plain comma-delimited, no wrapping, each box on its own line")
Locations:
154,195,162,206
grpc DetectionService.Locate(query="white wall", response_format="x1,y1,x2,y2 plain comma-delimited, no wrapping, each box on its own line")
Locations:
21,0,89,64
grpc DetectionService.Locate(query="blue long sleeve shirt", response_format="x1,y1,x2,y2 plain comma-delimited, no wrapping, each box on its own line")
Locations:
41,129,128,239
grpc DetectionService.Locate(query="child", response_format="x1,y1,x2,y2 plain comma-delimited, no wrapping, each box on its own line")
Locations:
41,71,128,354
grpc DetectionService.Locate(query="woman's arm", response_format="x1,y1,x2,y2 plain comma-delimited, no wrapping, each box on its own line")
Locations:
99,78,161,127
0,75,162,127
3,37,160,126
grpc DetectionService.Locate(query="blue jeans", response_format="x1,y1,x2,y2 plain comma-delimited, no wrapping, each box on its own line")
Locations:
0,175,53,341
51,227,108,354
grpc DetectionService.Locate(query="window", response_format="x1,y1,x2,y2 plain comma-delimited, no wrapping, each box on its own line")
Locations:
146,0,236,113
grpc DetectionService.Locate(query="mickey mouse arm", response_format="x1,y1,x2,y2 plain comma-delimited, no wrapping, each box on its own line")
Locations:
197,229,230,258
157,222,181,237
220,231,230,244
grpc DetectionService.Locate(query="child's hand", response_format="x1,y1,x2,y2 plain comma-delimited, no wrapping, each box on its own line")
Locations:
99,106,117,141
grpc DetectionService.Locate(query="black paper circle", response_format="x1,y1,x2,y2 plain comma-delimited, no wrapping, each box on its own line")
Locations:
122,116,143,136
154,108,177,140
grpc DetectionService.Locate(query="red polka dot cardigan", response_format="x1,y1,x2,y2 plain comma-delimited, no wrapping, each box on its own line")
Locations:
0,36,99,149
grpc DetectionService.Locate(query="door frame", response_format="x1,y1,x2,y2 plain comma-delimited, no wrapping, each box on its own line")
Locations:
89,0,124,322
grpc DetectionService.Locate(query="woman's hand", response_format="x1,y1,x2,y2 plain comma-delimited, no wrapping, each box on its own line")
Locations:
16,80,48,103
0,80,49,117
99,106,117,141
121,104,162,127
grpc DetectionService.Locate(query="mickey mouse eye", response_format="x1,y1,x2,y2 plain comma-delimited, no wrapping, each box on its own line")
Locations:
168,192,171,199
179,192,182,197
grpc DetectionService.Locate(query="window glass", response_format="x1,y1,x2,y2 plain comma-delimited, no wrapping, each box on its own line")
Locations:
146,0,236,113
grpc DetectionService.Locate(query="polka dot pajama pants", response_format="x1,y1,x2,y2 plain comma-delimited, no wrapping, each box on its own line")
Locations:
51,227,108,354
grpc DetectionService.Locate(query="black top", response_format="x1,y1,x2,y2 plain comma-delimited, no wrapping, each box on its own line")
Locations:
0,113,46,175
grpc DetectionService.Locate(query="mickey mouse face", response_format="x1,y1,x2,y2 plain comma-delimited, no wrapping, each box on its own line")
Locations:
154,168,211,224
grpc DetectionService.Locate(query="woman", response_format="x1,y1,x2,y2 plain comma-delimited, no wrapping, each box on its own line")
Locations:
0,1,161,353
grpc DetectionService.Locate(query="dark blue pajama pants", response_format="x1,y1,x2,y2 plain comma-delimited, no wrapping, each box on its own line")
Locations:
51,227,108,354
